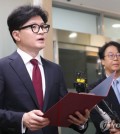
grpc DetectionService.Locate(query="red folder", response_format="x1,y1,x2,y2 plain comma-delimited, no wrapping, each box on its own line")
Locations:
44,72,115,127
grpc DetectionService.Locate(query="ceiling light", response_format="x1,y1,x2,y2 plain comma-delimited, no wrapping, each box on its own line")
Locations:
69,32,77,38
112,24,120,28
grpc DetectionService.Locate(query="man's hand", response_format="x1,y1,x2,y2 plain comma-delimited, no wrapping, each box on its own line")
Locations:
22,110,50,131
110,127,120,134
67,109,90,126
109,121,120,134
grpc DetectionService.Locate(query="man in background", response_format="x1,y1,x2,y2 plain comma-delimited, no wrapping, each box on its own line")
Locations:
89,41,120,134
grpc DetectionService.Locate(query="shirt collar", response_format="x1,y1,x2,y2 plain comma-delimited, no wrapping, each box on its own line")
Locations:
105,73,120,84
17,48,42,65
116,77,120,82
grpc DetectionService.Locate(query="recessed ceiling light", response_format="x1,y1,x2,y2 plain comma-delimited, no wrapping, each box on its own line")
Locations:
69,32,77,38
112,24,120,28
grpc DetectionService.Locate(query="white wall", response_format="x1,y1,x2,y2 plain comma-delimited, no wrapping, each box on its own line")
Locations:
104,17,120,41
0,0,31,58
52,7,97,34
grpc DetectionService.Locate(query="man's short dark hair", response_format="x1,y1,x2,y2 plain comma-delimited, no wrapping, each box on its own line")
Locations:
98,41,120,59
7,5,48,37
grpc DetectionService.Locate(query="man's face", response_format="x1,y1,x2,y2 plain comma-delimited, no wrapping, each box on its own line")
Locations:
12,16,49,55
101,45,120,74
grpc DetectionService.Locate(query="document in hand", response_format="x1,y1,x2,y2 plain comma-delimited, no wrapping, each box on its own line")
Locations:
44,72,115,127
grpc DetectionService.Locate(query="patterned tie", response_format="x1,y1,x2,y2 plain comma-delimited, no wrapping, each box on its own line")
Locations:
30,59,43,109
113,80,120,104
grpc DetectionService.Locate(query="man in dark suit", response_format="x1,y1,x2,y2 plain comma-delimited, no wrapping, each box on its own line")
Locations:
89,41,120,134
0,5,90,134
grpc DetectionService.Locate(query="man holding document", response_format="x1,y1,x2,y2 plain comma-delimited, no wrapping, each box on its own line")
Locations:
0,5,90,134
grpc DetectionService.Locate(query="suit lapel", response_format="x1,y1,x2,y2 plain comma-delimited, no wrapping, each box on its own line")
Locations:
103,75,120,114
41,58,51,112
106,87,120,114
9,52,39,108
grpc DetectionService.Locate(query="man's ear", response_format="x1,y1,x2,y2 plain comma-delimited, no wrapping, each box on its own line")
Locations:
12,30,20,42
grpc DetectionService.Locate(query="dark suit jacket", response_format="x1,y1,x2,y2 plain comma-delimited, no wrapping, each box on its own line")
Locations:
88,76,120,134
0,51,86,134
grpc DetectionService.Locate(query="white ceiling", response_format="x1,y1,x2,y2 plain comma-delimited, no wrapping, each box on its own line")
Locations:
53,0,120,18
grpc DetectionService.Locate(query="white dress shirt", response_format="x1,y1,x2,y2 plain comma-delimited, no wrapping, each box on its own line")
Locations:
17,48,46,97
17,48,46,133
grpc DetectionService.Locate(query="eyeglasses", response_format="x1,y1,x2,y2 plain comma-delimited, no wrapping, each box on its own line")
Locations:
104,52,120,60
18,23,50,34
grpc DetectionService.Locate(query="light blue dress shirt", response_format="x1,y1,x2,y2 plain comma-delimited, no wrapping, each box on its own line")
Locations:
112,77,120,104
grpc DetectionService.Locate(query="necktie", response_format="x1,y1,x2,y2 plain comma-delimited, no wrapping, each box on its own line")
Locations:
113,80,120,104
30,59,43,109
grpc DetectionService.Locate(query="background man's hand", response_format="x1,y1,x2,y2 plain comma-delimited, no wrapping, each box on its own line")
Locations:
109,120,120,134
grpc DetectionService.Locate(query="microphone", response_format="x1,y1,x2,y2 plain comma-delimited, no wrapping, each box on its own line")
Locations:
94,105,111,123
95,104,112,132
74,72,88,93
